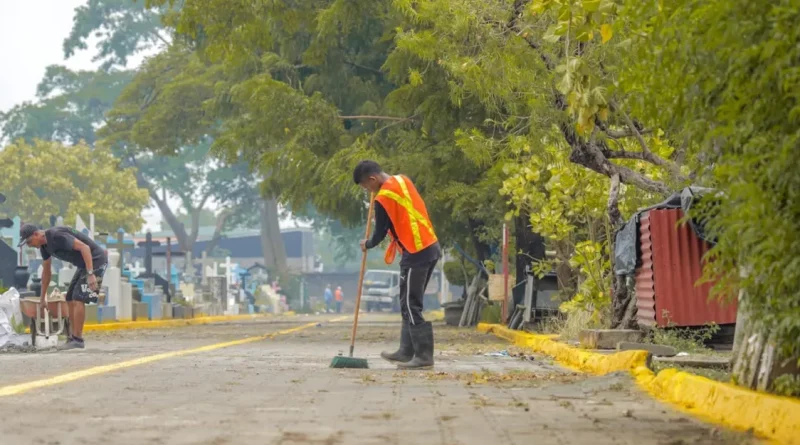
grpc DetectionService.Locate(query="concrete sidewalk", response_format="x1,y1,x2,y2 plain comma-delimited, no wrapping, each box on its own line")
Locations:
0,315,755,444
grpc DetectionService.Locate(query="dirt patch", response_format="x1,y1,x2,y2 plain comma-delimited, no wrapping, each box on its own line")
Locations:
422,369,584,387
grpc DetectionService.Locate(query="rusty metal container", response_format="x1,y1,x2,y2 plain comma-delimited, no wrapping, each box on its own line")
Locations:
635,209,737,327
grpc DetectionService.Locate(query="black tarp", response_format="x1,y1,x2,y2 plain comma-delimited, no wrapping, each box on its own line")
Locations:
614,186,716,276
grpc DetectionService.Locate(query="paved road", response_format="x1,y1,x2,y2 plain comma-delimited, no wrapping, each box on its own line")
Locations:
0,314,756,445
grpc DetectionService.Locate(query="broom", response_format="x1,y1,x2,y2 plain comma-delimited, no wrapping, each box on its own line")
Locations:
330,192,374,369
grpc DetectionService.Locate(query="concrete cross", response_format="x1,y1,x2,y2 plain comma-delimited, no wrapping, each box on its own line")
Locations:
129,261,146,277
220,256,237,286
137,231,161,275
201,251,211,286
107,229,137,268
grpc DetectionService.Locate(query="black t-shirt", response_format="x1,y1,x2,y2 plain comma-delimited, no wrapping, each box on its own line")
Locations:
40,227,107,269
365,201,441,268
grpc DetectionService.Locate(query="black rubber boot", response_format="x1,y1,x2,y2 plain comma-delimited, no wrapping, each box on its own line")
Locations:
397,321,434,370
380,321,414,364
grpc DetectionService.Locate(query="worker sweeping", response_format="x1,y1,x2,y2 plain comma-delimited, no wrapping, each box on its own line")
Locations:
353,160,441,370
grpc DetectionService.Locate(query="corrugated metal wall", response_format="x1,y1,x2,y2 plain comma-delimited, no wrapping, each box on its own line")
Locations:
635,212,657,327
635,209,737,327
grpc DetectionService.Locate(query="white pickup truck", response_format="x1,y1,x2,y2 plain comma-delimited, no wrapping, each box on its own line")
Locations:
361,269,440,312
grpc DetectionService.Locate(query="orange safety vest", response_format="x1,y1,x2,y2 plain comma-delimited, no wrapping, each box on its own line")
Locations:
375,174,438,264
335,289,343,301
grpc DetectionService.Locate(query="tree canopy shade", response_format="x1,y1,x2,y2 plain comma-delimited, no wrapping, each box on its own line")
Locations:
0,139,149,232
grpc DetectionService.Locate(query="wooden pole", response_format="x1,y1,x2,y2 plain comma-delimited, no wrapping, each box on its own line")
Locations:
166,237,172,279
349,193,375,357
502,223,509,323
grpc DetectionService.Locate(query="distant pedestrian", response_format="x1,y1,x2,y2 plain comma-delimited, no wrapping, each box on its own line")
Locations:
335,286,343,313
323,284,334,313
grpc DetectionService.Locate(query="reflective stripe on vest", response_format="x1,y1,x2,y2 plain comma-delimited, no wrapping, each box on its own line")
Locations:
376,175,436,262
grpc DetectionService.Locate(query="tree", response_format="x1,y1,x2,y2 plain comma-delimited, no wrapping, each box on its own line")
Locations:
0,139,148,232
0,67,134,145
99,44,289,274
64,0,171,70
148,0,515,273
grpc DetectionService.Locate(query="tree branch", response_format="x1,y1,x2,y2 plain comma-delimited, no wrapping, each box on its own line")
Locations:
507,0,556,71
204,208,234,254
607,173,624,227
338,115,414,122
344,60,383,76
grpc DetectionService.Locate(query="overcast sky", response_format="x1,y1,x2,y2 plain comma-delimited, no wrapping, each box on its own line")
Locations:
0,1,176,232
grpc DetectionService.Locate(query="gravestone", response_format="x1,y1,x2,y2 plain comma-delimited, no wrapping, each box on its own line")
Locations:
179,282,196,302
201,251,210,286
107,229,136,268
142,285,164,319
142,278,156,294
119,277,133,321
137,231,160,276
103,250,122,322
220,257,238,286
208,276,227,311
129,261,146,277
152,239,184,301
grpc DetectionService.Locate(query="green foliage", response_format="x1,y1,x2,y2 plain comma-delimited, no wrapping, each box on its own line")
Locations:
620,0,800,372
646,316,720,354
0,67,134,145
479,303,502,324
772,375,800,398
0,140,148,232
443,259,477,287
64,0,171,70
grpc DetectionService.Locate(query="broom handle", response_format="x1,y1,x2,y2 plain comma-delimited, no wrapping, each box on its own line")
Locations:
350,193,375,357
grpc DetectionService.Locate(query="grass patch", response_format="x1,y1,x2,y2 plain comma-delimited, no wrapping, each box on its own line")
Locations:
645,313,719,353
537,308,610,341
652,361,731,383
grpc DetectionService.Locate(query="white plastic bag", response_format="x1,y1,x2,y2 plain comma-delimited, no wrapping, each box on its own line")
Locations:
0,288,27,347
0,287,23,328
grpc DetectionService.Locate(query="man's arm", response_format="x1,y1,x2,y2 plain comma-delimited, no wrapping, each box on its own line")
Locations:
40,258,52,302
365,202,391,249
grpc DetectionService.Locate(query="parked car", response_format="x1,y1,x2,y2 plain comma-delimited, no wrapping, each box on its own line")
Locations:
361,269,441,312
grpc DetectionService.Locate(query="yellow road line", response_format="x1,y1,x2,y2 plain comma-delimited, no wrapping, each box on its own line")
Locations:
0,321,324,398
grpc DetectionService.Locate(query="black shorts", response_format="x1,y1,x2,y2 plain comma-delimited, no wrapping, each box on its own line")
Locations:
66,264,107,303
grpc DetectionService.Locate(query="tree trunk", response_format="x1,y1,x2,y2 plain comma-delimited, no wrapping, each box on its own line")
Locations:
732,285,800,392
554,240,577,297
606,173,636,329
514,211,545,306
467,218,493,268
204,208,234,254
259,198,288,278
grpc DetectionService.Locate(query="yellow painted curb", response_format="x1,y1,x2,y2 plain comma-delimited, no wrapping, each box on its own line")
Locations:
477,323,649,374
633,366,800,445
478,323,800,444
23,311,298,334
83,314,276,332
426,310,444,322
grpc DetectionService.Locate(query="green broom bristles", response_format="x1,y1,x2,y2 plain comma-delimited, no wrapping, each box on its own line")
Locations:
330,354,369,369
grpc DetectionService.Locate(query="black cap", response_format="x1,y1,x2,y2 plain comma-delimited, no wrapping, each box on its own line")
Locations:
18,224,39,247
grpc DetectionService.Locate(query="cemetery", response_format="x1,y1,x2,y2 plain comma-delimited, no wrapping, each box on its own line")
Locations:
0,208,290,349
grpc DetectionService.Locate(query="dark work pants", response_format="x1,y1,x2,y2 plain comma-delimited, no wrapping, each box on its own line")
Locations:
399,260,438,325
